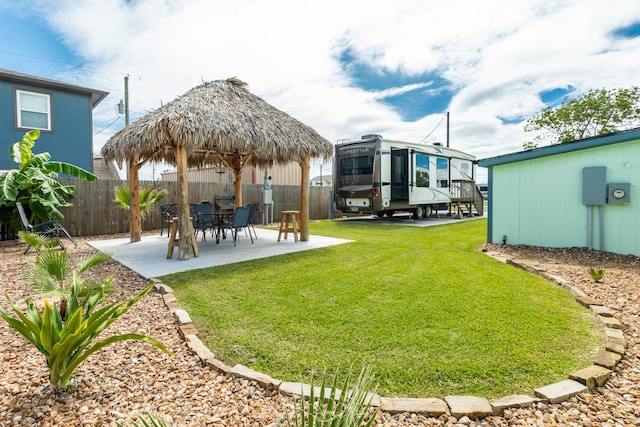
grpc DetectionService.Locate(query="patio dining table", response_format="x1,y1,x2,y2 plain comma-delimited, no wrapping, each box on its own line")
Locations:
212,211,234,244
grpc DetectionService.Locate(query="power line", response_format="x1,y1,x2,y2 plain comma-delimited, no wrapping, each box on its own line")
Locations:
419,113,447,144
94,116,122,135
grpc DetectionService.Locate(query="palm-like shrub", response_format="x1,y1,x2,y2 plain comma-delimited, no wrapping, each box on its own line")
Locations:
114,185,167,218
20,230,114,320
282,366,379,427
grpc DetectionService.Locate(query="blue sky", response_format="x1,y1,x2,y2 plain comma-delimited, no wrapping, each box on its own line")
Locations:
1,0,640,181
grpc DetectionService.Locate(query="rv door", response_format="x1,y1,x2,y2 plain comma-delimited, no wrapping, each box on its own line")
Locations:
391,149,409,200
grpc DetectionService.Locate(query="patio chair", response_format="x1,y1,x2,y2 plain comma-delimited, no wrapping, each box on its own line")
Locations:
246,202,259,240
16,202,77,254
160,203,178,236
218,204,253,246
193,202,216,242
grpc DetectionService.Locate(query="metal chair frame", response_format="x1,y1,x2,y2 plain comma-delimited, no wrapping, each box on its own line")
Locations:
16,202,77,254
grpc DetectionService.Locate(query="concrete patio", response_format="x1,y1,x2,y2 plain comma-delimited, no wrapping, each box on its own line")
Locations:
87,227,352,278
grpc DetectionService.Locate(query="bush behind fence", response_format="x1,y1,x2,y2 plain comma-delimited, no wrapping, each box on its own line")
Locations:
58,178,332,237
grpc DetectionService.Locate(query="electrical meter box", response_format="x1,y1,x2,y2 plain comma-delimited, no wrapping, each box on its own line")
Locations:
607,183,631,204
582,167,606,205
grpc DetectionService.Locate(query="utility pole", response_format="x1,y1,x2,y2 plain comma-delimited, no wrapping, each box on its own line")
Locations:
446,111,450,147
124,75,129,127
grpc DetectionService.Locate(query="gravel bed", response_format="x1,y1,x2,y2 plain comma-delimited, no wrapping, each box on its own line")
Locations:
1,236,639,426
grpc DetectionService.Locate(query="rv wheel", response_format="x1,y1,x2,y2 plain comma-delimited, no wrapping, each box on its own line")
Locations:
385,211,394,218
424,205,433,217
414,206,425,219
376,211,385,218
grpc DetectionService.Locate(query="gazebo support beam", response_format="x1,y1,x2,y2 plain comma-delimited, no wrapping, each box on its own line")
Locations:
300,155,310,241
176,144,193,260
129,154,141,242
232,154,243,207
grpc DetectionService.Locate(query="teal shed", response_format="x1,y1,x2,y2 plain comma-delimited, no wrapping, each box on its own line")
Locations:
478,127,640,257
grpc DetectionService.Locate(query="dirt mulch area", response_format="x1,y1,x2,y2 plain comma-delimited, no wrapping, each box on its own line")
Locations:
0,236,639,426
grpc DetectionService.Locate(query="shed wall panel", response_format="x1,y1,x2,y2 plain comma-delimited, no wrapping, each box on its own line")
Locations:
488,139,640,256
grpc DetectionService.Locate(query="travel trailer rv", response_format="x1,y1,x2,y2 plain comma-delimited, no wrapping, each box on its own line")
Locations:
334,134,483,218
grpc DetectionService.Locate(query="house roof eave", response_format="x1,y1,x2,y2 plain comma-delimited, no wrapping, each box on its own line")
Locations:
0,67,109,108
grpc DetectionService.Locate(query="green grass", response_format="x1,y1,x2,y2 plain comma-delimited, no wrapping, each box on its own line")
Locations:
163,219,603,398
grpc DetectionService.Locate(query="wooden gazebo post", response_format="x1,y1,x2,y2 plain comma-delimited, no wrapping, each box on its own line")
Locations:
299,154,311,241
232,154,243,207
128,153,141,242
176,144,193,260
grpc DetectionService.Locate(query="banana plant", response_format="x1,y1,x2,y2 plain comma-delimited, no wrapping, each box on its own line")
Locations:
0,282,172,393
0,129,97,230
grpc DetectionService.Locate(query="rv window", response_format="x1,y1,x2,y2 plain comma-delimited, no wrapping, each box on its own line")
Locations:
415,154,429,187
340,156,373,175
436,157,449,188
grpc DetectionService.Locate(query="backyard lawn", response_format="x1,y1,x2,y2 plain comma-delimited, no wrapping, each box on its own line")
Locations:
163,218,603,398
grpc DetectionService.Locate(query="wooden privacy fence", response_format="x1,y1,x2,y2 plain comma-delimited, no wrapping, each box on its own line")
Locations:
58,179,333,237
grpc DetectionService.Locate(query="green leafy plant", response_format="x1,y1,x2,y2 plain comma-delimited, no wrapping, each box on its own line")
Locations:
282,366,379,427
588,267,605,283
20,230,114,320
18,230,61,252
114,184,167,218
0,129,97,230
116,412,176,427
0,281,172,393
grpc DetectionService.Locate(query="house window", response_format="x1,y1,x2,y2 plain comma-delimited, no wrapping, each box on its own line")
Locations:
16,90,51,131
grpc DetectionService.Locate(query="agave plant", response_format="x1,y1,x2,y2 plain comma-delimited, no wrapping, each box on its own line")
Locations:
0,281,172,393
282,366,379,427
114,184,167,219
116,412,176,427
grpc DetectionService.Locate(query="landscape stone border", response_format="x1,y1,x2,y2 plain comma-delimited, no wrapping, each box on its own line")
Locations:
149,251,628,420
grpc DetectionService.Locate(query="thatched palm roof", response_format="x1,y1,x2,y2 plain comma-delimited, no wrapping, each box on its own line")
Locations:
102,77,333,167
101,77,332,254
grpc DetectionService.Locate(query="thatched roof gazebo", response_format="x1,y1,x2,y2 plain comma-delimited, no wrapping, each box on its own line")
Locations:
102,77,333,260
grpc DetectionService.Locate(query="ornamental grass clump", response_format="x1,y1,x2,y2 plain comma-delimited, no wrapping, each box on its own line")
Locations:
281,366,379,427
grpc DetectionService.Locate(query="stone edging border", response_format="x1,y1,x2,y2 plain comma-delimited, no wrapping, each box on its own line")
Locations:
148,253,628,420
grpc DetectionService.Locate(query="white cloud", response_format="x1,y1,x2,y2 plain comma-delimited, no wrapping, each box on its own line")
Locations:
24,0,640,180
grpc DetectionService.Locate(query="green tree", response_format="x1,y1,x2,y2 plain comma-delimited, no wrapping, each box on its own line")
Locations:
0,129,98,229
524,87,640,149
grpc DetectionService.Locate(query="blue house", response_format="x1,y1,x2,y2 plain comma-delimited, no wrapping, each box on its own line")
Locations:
0,68,108,173
478,128,640,257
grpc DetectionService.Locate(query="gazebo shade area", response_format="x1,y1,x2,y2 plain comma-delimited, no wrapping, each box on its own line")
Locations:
102,77,333,259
